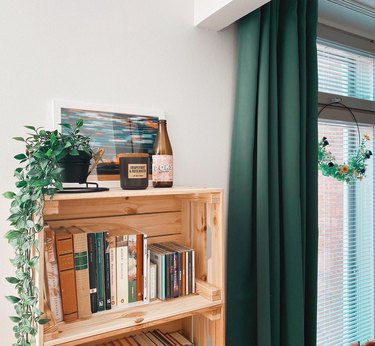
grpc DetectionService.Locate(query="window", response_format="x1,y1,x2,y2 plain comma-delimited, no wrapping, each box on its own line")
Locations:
318,40,375,101
317,121,374,345
317,40,375,345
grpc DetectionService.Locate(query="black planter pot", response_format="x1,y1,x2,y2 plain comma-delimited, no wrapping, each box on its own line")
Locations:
58,151,92,183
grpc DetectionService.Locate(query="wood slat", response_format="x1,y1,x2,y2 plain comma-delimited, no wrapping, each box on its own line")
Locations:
44,196,181,220
195,280,221,302
46,212,182,238
81,320,184,346
44,295,222,346
191,202,207,282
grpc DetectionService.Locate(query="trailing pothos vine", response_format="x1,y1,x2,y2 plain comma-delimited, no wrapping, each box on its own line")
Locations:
3,120,91,345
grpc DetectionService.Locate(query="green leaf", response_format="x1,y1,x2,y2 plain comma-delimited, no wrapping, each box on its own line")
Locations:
31,179,51,187
26,220,35,228
5,295,20,303
46,148,53,157
13,137,25,142
24,296,36,305
28,256,38,268
76,119,84,127
5,230,22,241
6,277,20,284
14,154,27,160
70,149,80,156
37,319,50,325
50,132,56,145
3,191,15,199
24,125,36,131
15,181,27,188
60,123,71,129
9,316,21,323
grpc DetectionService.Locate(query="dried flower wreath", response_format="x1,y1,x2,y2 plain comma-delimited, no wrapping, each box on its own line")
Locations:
318,101,372,183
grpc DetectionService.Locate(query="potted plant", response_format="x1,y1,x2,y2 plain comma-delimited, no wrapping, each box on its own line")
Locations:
3,119,95,345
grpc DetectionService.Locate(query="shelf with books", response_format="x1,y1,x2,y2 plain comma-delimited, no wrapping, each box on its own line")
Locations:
44,293,222,346
39,186,225,346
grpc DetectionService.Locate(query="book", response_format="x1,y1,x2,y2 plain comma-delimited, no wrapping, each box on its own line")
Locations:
136,233,144,301
158,243,182,297
149,262,157,301
150,243,176,298
116,234,129,305
118,338,134,346
143,237,149,303
154,329,176,345
167,243,195,295
168,332,193,346
129,336,142,346
44,226,63,322
109,235,117,307
149,245,166,300
103,232,112,310
68,226,91,319
54,227,78,322
87,232,98,313
128,234,137,303
133,333,155,346
96,232,105,311
144,331,165,346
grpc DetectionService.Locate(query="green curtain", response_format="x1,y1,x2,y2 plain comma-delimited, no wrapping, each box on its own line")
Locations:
226,0,318,345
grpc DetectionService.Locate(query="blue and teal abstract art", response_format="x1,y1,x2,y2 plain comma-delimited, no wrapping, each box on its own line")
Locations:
60,108,159,179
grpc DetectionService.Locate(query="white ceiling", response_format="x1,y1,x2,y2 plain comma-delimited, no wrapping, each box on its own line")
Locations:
318,0,375,39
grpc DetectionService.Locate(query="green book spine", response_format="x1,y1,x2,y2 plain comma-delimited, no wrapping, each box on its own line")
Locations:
95,232,105,311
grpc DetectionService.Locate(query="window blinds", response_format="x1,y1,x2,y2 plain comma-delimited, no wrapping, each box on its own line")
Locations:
317,40,375,101
317,120,375,345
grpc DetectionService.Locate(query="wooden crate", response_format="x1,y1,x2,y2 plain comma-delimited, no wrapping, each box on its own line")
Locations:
39,186,225,346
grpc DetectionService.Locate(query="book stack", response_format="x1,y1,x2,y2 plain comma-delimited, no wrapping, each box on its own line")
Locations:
44,225,149,322
148,242,195,300
96,329,194,346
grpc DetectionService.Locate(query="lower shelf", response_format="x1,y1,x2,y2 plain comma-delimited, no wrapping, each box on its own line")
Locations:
44,294,223,346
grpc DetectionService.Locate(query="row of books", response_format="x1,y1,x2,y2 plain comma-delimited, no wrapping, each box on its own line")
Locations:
44,225,148,322
149,243,195,300
96,329,193,346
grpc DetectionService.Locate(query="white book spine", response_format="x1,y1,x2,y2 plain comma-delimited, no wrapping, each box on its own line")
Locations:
150,262,157,300
116,235,128,305
143,236,149,303
185,251,189,295
44,228,63,322
191,249,195,294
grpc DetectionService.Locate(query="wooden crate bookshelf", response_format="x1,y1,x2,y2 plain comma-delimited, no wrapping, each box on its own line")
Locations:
39,186,225,346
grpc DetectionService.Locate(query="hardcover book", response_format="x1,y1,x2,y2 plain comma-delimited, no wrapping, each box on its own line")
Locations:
116,234,128,305
136,233,144,301
109,235,117,307
87,232,98,313
68,226,92,319
95,232,105,311
127,234,137,303
103,232,112,310
54,227,78,322
44,226,63,322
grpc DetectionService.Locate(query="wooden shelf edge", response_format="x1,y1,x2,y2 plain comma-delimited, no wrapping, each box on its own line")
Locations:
44,294,223,346
195,279,221,301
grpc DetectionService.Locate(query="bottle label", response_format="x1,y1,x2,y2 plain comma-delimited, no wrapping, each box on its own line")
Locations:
128,164,147,179
152,155,173,182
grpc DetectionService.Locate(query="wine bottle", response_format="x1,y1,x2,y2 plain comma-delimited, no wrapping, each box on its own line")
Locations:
152,119,173,187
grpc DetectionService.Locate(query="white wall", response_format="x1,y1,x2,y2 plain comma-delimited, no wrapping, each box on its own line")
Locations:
0,1,237,343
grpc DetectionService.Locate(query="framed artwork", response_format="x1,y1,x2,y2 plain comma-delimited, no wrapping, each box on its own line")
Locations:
53,100,164,182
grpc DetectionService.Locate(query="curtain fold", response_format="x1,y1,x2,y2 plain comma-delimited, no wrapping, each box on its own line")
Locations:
226,0,318,345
